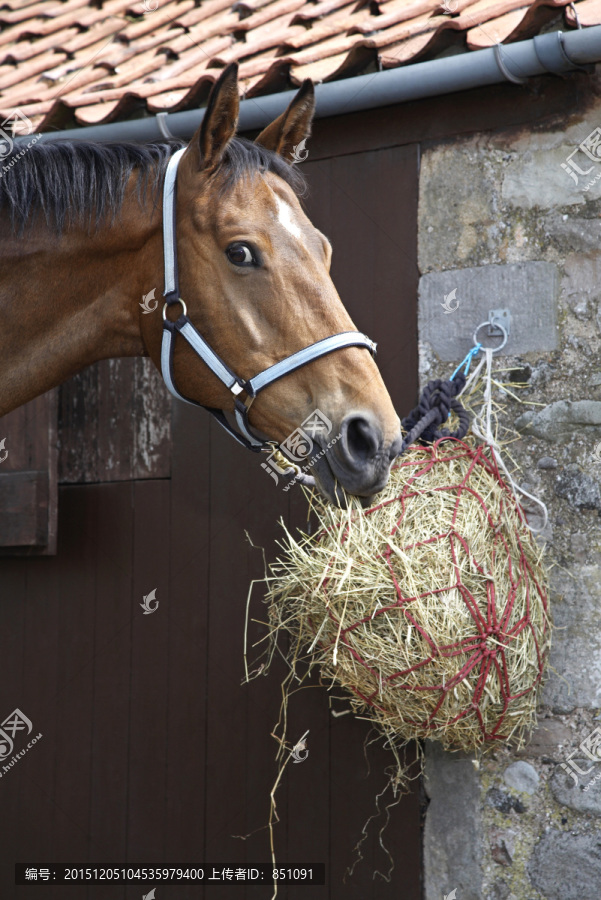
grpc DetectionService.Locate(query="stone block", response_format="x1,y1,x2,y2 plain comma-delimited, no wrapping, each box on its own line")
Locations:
547,216,601,254
418,145,495,272
418,263,558,362
551,763,601,816
502,148,601,209
516,718,573,759
516,400,601,444
423,741,482,900
527,829,601,900
542,567,601,712
555,466,601,511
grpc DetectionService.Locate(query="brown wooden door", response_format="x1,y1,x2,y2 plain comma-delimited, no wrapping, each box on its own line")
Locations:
0,142,420,900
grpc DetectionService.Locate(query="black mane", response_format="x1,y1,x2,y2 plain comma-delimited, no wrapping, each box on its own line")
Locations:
0,136,306,235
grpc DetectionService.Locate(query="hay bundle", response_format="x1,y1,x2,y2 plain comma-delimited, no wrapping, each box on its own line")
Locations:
265,437,551,753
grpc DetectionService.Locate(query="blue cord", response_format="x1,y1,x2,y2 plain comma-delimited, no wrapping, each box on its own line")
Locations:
447,343,482,419
450,343,482,381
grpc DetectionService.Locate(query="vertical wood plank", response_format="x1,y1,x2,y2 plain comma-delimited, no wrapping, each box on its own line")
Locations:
16,554,60,881
132,358,172,481
52,487,98,885
164,402,210,900
204,420,254,898
58,366,99,484
88,482,133,900
97,360,135,483
239,450,296,900
127,480,171,865
0,561,27,893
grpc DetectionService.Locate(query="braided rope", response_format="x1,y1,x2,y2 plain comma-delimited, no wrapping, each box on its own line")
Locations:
399,372,470,455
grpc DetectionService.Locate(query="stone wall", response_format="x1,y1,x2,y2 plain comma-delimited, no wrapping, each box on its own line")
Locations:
418,74,601,900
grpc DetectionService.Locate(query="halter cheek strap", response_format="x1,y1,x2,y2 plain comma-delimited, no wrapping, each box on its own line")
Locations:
160,147,377,452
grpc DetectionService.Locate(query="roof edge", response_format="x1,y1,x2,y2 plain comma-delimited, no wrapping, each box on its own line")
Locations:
15,26,601,146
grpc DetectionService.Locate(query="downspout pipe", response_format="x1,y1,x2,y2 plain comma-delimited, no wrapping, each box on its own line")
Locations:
15,25,601,146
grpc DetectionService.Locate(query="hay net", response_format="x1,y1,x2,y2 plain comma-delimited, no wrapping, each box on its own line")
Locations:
263,436,551,756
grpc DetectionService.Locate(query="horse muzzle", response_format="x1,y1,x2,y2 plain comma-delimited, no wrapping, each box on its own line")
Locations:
312,412,403,506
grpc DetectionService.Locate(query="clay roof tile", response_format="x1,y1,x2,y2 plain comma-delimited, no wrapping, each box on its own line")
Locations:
0,0,597,131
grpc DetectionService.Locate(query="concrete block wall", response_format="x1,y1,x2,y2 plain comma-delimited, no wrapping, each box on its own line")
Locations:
418,77,601,900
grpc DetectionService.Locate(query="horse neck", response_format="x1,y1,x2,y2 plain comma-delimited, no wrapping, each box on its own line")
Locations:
0,193,161,417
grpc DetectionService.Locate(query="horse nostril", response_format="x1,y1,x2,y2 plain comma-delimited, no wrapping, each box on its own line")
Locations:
341,415,381,464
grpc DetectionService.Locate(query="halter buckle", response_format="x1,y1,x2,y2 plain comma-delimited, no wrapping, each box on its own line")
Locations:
231,381,254,408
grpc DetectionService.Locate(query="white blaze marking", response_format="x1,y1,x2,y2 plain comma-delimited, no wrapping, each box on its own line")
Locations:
275,195,302,240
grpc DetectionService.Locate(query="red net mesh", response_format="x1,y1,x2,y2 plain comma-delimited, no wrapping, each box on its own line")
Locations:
307,439,550,746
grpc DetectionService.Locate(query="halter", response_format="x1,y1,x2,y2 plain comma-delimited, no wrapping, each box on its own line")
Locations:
160,147,377,452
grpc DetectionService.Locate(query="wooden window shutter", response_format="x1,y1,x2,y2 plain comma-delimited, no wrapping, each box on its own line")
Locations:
0,390,58,555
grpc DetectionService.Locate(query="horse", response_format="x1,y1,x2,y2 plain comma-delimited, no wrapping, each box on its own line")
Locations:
0,63,402,505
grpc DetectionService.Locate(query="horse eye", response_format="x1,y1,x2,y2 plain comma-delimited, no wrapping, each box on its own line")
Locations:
226,242,256,267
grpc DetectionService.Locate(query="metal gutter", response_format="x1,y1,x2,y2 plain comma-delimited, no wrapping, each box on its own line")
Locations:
16,25,601,146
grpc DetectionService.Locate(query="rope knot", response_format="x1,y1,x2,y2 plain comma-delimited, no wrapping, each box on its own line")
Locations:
400,372,469,455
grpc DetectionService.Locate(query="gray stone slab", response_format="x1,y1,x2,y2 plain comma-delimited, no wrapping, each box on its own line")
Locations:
542,566,601,712
555,465,601,510
516,400,601,444
502,147,601,209
550,762,601,817
516,718,573,760
423,741,482,900
527,829,601,900
418,262,559,361
544,213,601,253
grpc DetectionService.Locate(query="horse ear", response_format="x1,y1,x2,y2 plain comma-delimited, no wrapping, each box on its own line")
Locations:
189,63,240,172
255,80,315,162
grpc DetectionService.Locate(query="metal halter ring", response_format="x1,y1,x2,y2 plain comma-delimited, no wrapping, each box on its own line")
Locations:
473,319,508,353
162,298,188,320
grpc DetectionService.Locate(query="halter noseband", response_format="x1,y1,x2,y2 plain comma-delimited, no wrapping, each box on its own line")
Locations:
160,147,377,453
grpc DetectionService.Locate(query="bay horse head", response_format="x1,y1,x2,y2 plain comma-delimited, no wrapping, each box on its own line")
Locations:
141,64,403,504
0,63,402,505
